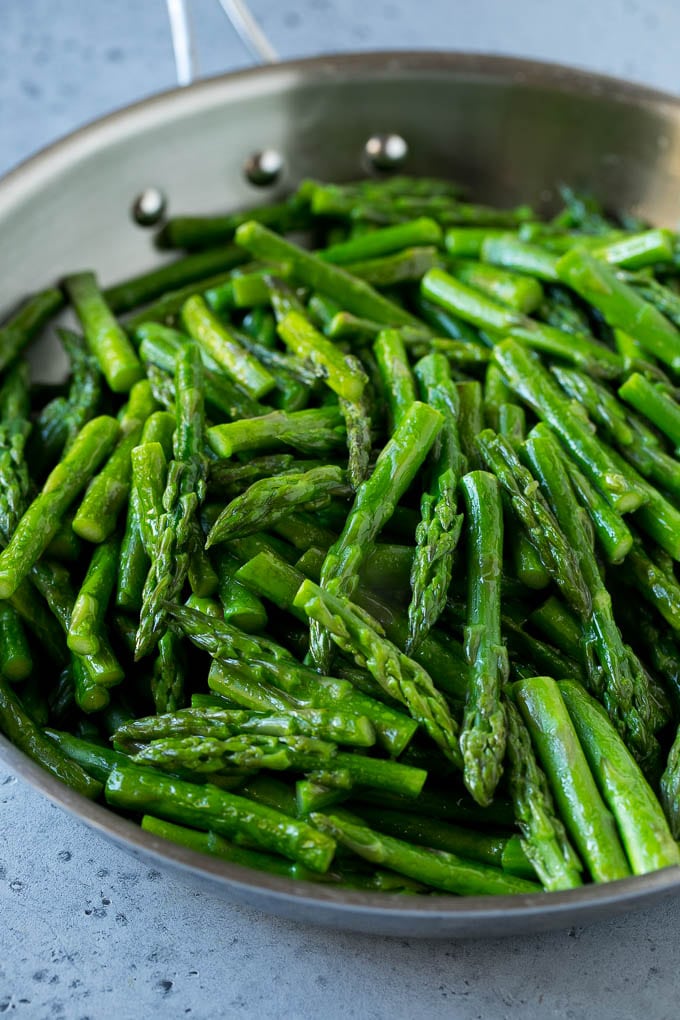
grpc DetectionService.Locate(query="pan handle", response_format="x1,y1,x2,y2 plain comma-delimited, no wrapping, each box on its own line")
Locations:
166,0,278,87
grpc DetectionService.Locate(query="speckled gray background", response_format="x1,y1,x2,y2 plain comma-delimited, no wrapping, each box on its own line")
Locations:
2,1,680,1018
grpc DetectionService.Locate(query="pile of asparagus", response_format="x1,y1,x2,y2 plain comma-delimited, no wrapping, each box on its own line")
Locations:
2,176,680,896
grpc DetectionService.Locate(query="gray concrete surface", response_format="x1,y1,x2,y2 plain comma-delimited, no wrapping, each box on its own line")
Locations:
2,1,680,1017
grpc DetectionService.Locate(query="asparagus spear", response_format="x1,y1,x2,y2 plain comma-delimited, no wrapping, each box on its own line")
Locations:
67,536,119,655
181,295,276,399
513,676,631,883
346,247,439,287
524,425,662,773
310,812,540,895
311,401,442,672
618,372,680,449
294,578,462,767
455,381,484,472
319,217,442,264
64,271,143,392
406,354,465,653
0,674,102,798
480,234,560,282
106,764,336,872
421,267,623,378
206,466,347,547
556,247,680,371
450,258,544,313
492,339,645,513
0,416,119,598
504,699,583,890
136,344,207,658
458,472,508,806
476,429,591,618
373,329,416,428
0,602,32,682
559,680,680,874
215,550,268,633
207,406,346,459
72,379,157,542
235,221,423,327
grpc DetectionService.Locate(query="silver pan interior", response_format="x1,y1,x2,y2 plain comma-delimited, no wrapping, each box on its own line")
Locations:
2,51,680,937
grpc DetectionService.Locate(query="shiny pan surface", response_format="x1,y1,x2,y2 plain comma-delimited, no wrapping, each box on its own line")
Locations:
2,51,680,936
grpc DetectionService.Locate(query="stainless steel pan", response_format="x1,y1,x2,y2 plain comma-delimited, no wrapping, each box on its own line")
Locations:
2,46,680,937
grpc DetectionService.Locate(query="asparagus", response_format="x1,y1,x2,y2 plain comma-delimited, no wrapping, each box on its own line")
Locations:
124,271,236,331
72,379,157,542
206,466,347,547
492,339,645,513
310,812,540,895
561,455,633,565
0,416,119,598
455,381,484,471
181,295,276,399
319,217,442,264
346,247,440,287
311,401,443,672
524,425,663,773
513,676,630,883
207,406,346,459
559,680,680,874
0,603,32,682
216,550,268,632
619,372,680,449
106,764,336,872
151,631,185,714
552,366,634,447
157,198,309,250
407,354,465,653
458,472,508,806
294,578,462,766
421,267,623,378
67,536,119,655
479,234,560,282
504,699,583,890
0,674,102,798
476,429,591,618
63,271,143,392
115,706,376,750
556,248,680,371
354,805,534,877
373,329,416,428
207,454,320,498
621,534,680,632
136,344,207,658
450,258,544,313
235,221,423,327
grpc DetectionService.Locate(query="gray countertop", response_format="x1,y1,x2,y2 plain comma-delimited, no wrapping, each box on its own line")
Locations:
2,2,680,1017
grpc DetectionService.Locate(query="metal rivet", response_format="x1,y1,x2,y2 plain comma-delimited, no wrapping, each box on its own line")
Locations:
131,187,167,227
244,149,283,187
364,134,409,171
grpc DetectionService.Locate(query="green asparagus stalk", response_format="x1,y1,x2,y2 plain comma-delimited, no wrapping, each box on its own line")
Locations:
181,295,276,399
235,221,423,327
559,680,680,874
479,233,560,281
311,401,443,672
0,674,102,798
458,472,508,805
67,536,119,655
310,812,540,895
207,406,346,459
206,466,347,547
513,676,630,883
556,247,680,371
294,578,462,766
406,354,465,653
373,329,416,428
319,217,442,264
524,425,663,772
72,379,157,541
503,699,583,890
450,258,544,313
618,372,680,449
492,339,645,513
136,344,208,658
0,416,119,598
64,271,143,392
216,550,268,632
106,763,336,872
476,429,591,618
0,602,32,681
455,381,484,471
